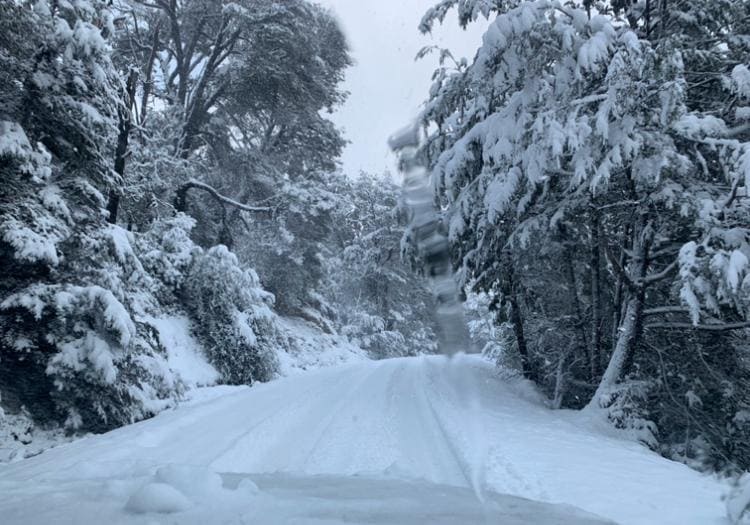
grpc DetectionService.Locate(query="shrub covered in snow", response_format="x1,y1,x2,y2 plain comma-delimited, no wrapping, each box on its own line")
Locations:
183,245,281,384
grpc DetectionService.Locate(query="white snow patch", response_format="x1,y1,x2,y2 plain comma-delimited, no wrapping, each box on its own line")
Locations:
727,473,750,524
154,464,223,502
125,482,192,514
147,315,220,387
276,316,369,376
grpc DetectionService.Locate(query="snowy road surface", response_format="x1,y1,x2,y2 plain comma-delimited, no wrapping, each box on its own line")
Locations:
0,355,728,524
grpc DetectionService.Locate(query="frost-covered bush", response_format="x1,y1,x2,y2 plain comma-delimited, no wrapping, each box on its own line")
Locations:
322,173,438,358
182,246,281,384
138,214,202,300
340,312,407,359
0,220,188,431
0,208,286,432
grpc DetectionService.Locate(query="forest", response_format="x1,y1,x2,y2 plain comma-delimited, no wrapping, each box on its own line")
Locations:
1,1,750,524
0,0,437,438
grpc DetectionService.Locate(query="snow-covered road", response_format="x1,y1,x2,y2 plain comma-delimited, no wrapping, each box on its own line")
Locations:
0,355,728,524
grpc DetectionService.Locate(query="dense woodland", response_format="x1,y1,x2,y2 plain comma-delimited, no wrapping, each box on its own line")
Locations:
1,0,750,481
0,0,436,438
407,0,750,473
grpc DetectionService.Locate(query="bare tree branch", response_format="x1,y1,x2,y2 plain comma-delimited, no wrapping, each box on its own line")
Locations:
641,259,678,285
645,321,750,332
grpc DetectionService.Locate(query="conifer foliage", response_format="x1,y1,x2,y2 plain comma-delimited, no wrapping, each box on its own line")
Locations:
411,0,750,471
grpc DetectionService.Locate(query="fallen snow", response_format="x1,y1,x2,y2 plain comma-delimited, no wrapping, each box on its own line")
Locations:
727,473,750,524
125,482,192,514
276,316,368,376
0,355,731,524
147,315,220,387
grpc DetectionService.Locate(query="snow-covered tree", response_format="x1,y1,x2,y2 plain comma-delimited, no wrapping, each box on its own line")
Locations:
324,173,438,357
411,0,750,470
0,1,294,433
0,0,143,429
109,0,352,319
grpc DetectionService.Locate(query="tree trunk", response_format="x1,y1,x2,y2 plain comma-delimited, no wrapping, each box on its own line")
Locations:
589,210,602,378
139,23,161,126
107,69,138,224
610,223,632,357
588,294,644,408
563,243,590,372
588,217,652,409
501,264,535,382
553,343,574,409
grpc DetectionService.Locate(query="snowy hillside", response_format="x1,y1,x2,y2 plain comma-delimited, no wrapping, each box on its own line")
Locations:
0,355,731,524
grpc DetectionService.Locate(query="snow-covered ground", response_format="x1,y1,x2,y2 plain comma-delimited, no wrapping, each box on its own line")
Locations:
0,355,730,524
148,314,221,387
276,316,368,376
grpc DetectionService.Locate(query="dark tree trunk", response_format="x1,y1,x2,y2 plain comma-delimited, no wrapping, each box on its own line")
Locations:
139,23,161,126
107,69,138,224
563,240,590,371
589,209,602,378
501,263,535,382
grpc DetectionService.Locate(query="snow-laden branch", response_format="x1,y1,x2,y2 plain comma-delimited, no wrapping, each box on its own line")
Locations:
175,180,272,214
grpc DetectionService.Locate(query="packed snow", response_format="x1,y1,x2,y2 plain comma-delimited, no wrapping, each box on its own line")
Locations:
0,355,731,524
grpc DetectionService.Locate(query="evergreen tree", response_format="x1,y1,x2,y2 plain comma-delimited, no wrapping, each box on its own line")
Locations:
410,0,750,470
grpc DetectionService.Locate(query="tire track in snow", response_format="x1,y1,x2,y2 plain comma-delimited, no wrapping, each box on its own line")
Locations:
209,361,387,474
297,360,395,472
419,357,486,492
205,378,339,469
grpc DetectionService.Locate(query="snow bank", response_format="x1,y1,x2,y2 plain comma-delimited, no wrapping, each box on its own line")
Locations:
3,465,613,524
124,464,259,516
153,464,223,501
276,316,368,376
147,315,220,387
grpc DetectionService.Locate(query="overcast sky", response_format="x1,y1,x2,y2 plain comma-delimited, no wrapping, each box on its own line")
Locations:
316,1,489,176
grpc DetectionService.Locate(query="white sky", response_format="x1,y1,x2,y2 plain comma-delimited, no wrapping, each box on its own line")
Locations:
316,1,489,176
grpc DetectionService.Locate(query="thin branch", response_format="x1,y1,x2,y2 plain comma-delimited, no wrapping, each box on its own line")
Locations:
645,321,750,332
175,180,272,214
643,306,692,316
603,243,638,291
641,260,678,285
